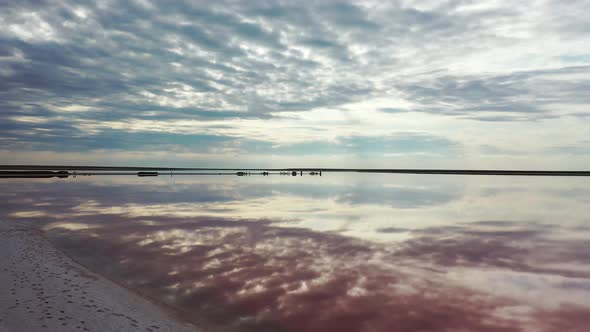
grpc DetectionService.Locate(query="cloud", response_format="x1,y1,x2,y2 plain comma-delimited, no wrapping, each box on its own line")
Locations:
267,133,461,157
380,66,590,120
1,0,589,166
376,227,411,233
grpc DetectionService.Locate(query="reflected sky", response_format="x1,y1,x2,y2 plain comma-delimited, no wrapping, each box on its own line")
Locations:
2,174,590,331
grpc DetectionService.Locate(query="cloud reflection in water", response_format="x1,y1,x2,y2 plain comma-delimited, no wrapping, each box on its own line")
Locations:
1,175,590,331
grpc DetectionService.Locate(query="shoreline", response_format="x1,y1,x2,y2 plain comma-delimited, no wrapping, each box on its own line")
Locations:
44,231,225,332
2,165,590,177
0,222,200,332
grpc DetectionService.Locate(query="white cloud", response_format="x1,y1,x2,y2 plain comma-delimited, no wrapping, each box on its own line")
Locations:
0,0,589,168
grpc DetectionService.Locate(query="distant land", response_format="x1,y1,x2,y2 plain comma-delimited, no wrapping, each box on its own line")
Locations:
1,165,590,176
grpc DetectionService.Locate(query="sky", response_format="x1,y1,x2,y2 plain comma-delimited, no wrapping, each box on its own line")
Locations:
1,0,590,169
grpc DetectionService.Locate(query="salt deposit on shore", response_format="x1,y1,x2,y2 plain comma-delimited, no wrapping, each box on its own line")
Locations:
0,223,198,332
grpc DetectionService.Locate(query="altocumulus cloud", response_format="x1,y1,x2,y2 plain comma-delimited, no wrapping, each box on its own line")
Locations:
1,0,590,167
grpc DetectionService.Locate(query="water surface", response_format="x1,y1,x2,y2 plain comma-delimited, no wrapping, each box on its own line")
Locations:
2,174,590,331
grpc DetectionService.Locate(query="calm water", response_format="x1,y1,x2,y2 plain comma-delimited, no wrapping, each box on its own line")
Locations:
2,174,590,331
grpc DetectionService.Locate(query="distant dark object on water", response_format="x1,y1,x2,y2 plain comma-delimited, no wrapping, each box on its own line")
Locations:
137,172,158,177
292,171,297,176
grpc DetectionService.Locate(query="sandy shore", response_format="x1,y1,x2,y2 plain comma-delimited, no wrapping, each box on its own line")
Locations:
0,222,199,332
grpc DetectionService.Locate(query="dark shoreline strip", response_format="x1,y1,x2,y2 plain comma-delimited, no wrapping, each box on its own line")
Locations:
1,165,590,176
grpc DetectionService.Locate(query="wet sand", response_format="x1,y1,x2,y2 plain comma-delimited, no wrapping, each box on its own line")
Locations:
0,222,198,332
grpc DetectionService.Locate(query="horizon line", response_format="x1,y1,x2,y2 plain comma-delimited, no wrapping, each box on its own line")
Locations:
1,165,590,176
